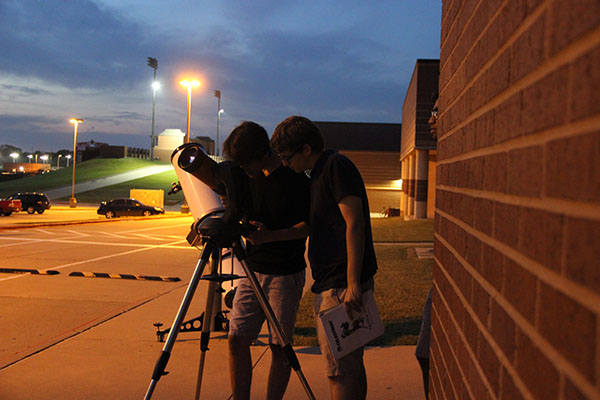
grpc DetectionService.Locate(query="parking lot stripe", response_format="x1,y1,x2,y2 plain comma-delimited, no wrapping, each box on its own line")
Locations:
68,271,180,282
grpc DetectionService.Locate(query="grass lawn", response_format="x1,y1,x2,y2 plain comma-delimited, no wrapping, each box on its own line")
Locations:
293,218,434,347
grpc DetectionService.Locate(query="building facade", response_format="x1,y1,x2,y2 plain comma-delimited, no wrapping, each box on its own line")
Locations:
314,121,402,214
432,1,600,399
400,59,439,219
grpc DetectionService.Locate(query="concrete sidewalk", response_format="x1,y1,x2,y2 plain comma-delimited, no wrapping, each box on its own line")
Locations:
1,280,424,399
0,209,426,399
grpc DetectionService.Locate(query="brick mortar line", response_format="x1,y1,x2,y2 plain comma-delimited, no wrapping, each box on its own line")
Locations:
435,208,600,313
439,19,600,142
436,113,600,165
436,184,600,221
434,227,600,398
439,0,547,101
432,260,534,400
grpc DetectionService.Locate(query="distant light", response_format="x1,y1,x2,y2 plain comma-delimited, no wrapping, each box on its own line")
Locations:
392,179,403,189
19,166,24,172
65,155,72,159
152,81,161,90
70,118,84,124
219,109,224,115
10,152,18,158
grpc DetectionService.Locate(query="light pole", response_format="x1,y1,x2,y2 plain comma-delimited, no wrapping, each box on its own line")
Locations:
27,154,33,163
57,154,63,168
40,155,48,164
65,154,71,167
180,80,200,144
9,152,18,163
147,57,158,160
69,118,83,208
214,90,221,156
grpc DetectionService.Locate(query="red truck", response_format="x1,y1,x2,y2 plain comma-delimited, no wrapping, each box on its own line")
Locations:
0,198,22,216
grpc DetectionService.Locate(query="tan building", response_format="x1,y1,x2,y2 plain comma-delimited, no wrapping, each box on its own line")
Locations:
400,59,439,219
152,129,185,162
314,121,402,215
432,2,600,400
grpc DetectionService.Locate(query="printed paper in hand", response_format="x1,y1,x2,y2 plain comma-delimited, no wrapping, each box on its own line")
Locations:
318,290,384,360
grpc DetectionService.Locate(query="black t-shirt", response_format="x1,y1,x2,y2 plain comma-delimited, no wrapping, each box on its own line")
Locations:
245,164,310,275
308,150,378,293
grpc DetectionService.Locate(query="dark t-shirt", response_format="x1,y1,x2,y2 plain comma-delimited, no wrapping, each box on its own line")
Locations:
245,164,310,275
308,150,378,293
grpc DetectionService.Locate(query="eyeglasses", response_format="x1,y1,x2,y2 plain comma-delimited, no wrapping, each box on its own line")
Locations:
431,109,438,118
280,146,302,164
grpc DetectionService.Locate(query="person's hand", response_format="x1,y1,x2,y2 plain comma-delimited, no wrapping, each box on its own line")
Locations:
343,283,363,320
246,221,270,244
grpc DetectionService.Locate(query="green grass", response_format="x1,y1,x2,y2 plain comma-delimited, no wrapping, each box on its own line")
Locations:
293,218,434,347
371,217,435,242
59,169,186,205
0,158,182,204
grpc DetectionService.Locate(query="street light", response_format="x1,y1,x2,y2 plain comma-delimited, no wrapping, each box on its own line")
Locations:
40,155,48,163
27,154,33,163
69,118,83,208
214,90,222,156
180,79,200,144
57,154,63,168
147,57,158,160
65,154,71,167
9,152,18,163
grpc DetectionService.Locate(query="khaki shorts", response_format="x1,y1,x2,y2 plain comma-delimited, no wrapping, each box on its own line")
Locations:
313,279,375,377
228,269,305,346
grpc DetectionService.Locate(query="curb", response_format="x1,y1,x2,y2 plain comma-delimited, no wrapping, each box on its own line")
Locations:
68,271,181,282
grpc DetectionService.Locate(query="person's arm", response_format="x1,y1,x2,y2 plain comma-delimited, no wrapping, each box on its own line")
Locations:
246,221,309,245
338,195,365,317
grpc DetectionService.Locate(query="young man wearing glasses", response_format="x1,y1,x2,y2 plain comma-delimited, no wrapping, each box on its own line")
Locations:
271,115,378,400
222,121,310,400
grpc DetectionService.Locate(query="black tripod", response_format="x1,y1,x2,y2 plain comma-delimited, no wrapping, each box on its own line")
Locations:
144,216,316,400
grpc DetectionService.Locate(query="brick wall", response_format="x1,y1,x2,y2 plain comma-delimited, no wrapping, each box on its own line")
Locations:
433,1,600,399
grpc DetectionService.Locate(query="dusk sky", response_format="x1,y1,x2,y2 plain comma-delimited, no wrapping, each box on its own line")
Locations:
0,1,441,153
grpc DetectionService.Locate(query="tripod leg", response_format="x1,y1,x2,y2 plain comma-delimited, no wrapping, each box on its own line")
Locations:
232,239,316,400
144,241,214,400
194,248,221,400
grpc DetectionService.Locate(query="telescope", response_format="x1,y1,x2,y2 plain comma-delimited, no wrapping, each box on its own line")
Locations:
146,143,316,400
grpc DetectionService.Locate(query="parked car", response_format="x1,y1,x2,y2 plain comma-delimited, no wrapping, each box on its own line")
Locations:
97,198,165,218
7,192,51,214
0,198,22,216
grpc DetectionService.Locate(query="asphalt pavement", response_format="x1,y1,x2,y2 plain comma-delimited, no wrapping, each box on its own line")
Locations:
0,206,425,399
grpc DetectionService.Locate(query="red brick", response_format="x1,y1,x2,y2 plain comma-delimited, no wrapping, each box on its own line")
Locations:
564,216,600,292
493,92,522,144
468,358,491,399
478,331,501,395
486,49,510,102
509,12,546,82
507,145,543,197
455,336,472,381
467,156,484,190
502,257,537,322
473,197,494,236
521,66,569,136
562,378,587,400
515,328,560,400
463,310,479,355
465,233,482,272
483,152,508,192
499,367,526,400
474,110,494,149
538,282,597,383
545,131,600,202
470,73,487,114
494,0,528,48
569,44,600,121
548,0,600,56
490,300,516,363
471,279,491,327
493,202,520,248
481,243,503,291
518,207,563,272
456,193,474,225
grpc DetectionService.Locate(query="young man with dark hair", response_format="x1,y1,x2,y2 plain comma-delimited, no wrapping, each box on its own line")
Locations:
271,115,378,400
222,121,310,400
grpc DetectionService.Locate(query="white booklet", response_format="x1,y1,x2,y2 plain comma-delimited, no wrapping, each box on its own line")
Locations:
318,290,384,360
